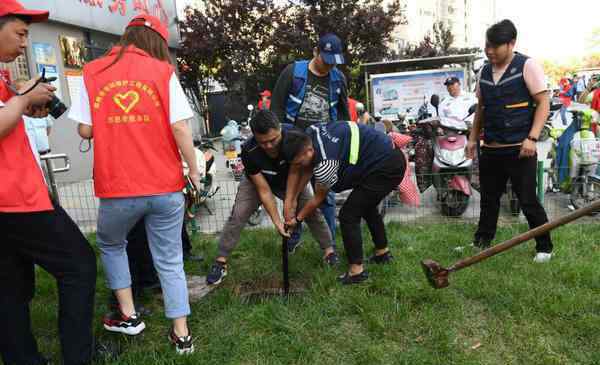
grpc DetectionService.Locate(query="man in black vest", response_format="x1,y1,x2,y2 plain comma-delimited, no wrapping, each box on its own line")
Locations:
466,19,553,263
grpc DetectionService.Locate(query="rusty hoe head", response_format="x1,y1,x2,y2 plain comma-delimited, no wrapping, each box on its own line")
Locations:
421,259,450,289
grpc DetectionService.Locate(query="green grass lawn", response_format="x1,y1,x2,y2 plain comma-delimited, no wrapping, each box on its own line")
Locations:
30,223,600,364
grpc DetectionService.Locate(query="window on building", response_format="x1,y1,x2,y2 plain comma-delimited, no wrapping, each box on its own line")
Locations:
83,31,111,62
0,54,31,82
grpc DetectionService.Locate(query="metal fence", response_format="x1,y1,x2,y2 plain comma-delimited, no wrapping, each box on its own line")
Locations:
52,162,600,235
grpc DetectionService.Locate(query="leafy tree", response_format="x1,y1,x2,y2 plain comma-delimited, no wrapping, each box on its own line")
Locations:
178,0,282,113
582,53,600,69
178,0,406,109
542,60,577,85
433,21,453,54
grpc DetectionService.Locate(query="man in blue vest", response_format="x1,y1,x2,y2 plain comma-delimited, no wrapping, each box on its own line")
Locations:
271,33,351,251
281,123,406,284
466,19,553,263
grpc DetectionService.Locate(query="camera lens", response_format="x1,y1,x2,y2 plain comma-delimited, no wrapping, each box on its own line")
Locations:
46,95,67,119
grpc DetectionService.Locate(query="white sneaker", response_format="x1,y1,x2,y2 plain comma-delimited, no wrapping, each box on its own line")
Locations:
533,252,552,263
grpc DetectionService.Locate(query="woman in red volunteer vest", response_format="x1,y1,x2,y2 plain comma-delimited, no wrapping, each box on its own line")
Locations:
0,1,102,364
69,14,201,355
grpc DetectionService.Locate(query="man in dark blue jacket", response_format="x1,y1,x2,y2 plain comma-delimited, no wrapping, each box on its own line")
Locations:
282,122,405,284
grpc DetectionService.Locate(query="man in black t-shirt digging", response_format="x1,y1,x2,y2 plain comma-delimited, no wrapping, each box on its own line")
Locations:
206,110,338,285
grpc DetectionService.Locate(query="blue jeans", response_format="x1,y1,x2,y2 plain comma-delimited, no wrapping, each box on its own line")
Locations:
320,191,337,248
96,192,190,319
560,106,568,126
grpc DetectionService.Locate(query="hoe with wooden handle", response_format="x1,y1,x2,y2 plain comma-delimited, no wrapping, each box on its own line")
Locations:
422,200,600,289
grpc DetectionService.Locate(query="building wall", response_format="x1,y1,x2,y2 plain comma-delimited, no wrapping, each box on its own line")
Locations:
388,0,496,53
2,1,190,184
26,21,105,182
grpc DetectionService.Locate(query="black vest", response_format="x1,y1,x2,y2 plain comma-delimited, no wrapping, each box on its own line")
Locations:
479,53,535,144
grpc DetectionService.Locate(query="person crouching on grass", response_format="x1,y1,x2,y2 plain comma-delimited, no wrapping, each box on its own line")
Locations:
281,122,406,284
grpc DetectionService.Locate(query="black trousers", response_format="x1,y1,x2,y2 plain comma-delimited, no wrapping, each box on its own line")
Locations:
0,203,97,365
475,147,553,253
339,149,406,265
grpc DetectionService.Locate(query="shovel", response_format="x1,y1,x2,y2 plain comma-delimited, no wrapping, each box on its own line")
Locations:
422,199,600,289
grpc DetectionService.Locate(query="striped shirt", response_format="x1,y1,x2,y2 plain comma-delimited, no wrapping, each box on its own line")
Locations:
313,159,340,188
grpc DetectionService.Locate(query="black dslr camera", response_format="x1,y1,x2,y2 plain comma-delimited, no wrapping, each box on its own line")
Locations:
39,69,67,119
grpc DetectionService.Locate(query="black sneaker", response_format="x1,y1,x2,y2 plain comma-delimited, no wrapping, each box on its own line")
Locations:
287,224,303,254
206,261,227,285
473,238,492,250
337,271,369,285
368,251,394,264
323,251,340,266
103,309,145,335
169,328,194,355
287,239,303,254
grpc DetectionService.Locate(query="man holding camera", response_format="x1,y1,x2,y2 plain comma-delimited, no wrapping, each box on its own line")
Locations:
0,1,101,364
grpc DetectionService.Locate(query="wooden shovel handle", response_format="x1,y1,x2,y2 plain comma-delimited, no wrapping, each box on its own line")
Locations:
448,199,600,273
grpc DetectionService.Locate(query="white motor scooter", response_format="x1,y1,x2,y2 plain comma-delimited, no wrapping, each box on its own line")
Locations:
424,95,476,216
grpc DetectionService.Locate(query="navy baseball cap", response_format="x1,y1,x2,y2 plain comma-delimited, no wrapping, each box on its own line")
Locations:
318,33,345,65
444,77,460,86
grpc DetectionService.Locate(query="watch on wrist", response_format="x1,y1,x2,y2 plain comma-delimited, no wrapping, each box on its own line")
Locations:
527,135,538,142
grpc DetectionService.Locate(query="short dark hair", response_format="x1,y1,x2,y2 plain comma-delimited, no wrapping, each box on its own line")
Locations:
250,110,281,135
486,19,517,46
0,15,31,30
281,129,312,162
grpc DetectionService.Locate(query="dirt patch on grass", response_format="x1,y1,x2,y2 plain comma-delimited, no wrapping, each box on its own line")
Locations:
234,275,311,303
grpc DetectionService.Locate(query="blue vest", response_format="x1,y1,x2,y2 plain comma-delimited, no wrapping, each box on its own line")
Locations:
308,122,393,192
285,60,344,124
479,53,535,144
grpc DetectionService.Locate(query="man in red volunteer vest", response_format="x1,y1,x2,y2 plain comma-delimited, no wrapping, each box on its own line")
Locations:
69,14,200,355
0,1,103,364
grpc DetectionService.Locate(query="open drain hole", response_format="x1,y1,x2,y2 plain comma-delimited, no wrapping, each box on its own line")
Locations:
234,275,310,303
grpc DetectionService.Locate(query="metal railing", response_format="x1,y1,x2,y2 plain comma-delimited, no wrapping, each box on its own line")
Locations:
51,164,600,235
40,153,70,205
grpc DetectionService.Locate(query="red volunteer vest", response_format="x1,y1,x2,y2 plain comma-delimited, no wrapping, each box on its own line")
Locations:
83,46,185,198
0,81,52,212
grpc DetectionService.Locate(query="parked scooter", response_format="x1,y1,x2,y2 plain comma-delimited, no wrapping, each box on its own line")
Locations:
240,104,254,142
538,101,566,194
417,95,476,216
184,139,220,218
220,119,245,180
568,107,600,212
194,139,219,204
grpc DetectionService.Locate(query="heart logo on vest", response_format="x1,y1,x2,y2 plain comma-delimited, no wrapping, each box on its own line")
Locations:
113,91,140,114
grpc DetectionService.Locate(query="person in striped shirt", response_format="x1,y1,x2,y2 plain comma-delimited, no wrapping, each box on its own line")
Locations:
282,122,406,284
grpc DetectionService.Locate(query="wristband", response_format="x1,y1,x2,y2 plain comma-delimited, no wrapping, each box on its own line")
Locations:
527,135,538,142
